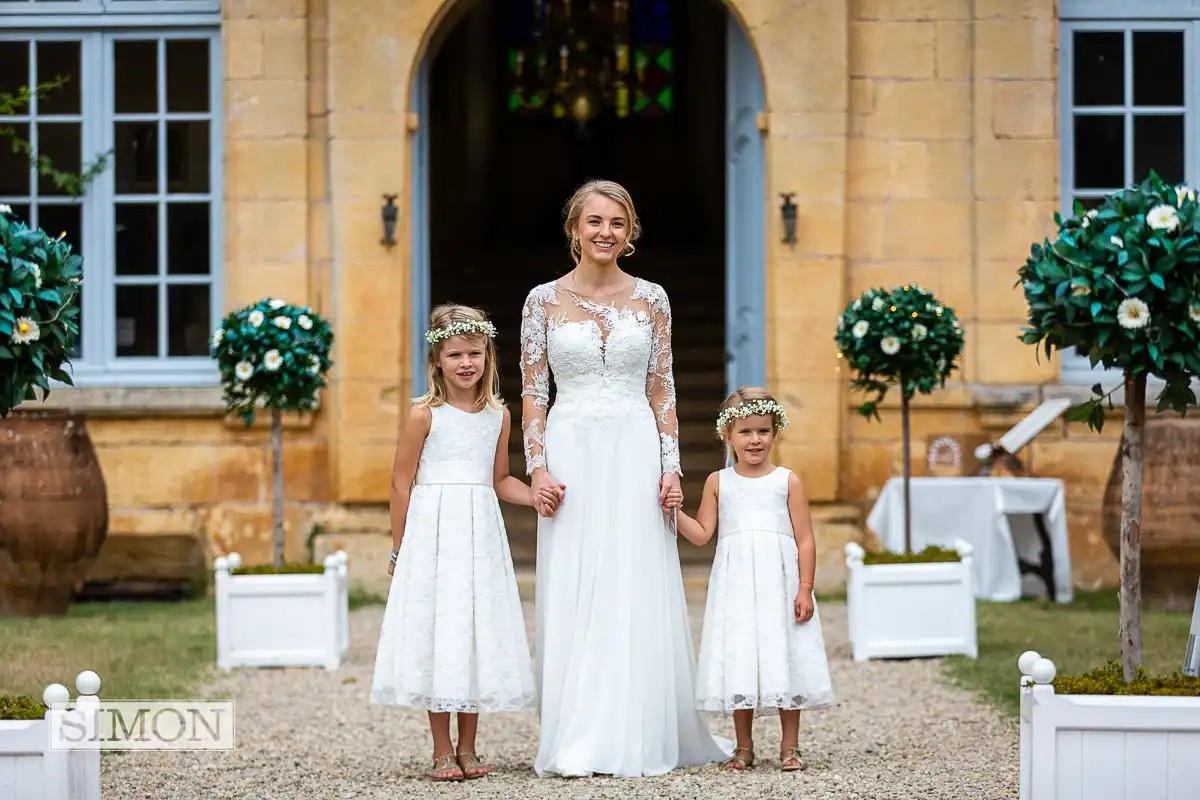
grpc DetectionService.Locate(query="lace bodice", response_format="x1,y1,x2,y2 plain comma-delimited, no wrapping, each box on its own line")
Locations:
718,467,794,539
519,277,680,476
417,403,503,472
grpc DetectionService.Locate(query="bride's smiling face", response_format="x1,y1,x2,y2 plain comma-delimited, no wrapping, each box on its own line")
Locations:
574,194,629,265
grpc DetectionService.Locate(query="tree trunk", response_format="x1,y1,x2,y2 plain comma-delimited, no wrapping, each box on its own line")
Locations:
1119,373,1145,682
1184,575,1200,677
901,386,912,556
271,408,284,569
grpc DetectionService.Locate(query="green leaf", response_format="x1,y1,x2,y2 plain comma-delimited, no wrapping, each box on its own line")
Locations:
1149,272,1166,290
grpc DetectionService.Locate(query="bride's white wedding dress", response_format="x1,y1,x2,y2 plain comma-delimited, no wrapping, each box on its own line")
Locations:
520,277,731,778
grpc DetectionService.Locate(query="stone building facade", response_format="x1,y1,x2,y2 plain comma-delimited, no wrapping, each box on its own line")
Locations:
2,0,1173,594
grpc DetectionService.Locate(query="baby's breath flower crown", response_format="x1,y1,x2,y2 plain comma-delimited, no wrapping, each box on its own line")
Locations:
0,206,83,417
834,283,965,421
425,319,497,345
716,399,789,437
1018,170,1200,430
210,297,335,427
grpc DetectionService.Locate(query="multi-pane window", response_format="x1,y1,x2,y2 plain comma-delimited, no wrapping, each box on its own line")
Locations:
1059,22,1191,381
0,24,220,386
111,36,215,360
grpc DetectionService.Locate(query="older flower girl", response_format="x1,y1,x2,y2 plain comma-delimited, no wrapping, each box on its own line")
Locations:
676,386,835,772
370,304,563,781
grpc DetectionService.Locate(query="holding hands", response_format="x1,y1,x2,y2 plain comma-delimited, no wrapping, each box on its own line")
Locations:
659,472,683,513
531,468,567,518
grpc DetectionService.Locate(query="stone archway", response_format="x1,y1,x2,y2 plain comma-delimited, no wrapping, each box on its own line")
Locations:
320,0,849,505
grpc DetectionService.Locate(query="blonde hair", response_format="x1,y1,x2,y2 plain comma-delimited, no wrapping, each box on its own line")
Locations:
717,386,786,464
415,303,503,411
562,179,642,263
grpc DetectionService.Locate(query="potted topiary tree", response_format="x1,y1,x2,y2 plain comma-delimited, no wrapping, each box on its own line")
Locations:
835,284,977,661
1016,171,1200,684
0,206,108,617
208,298,348,670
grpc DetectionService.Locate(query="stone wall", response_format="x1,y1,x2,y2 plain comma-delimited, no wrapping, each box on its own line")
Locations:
28,0,1128,592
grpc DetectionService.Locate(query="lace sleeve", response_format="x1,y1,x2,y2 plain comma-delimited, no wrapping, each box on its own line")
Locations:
644,283,681,476
520,287,551,475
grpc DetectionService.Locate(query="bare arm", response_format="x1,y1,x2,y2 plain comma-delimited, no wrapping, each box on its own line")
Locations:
494,406,534,508
390,403,431,551
787,470,817,592
677,472,720,547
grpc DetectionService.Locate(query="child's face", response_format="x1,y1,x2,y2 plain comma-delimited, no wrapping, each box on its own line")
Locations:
727,414,776,465
437,335,488,392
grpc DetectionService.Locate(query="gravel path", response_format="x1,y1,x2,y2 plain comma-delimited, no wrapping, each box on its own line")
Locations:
101,591,1019,799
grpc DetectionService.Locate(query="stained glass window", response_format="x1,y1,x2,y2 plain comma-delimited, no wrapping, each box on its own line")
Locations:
505,0,673,121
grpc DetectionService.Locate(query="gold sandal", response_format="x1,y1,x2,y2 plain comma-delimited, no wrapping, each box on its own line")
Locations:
780,746,806,772
456,752,490,779
720,747,755,771
430,754,464,781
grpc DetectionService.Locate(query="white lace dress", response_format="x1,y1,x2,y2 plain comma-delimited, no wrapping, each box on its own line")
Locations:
369,403,537,714
520,278,731,778
695,466,836,715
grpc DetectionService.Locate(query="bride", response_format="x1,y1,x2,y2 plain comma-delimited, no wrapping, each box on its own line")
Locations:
519,179,731,778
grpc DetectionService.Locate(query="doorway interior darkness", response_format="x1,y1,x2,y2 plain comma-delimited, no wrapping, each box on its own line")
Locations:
424,0,735,559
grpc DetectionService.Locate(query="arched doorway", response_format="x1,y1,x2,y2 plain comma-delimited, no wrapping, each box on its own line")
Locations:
409,0,767,560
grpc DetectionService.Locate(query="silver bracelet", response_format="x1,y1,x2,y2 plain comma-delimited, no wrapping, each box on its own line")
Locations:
388,548,399,564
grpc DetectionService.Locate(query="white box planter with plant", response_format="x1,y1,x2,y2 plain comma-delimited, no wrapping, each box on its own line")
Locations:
215,550,349,671
835,284,977,661
0,670,102,800
845,540,977,661
209,298,344,670
1018,651,1200,800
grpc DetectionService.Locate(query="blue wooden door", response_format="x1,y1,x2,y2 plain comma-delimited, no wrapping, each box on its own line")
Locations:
724,17,767,393
410,57,431,399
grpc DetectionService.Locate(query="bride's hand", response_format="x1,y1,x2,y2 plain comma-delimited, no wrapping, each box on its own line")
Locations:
532,468,566,518
659,472,682,513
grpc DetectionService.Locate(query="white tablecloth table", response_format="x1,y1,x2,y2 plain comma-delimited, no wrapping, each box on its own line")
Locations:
865,477,1074,603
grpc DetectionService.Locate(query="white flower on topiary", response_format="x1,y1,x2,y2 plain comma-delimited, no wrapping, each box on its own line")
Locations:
298,315,313,330
872,296,885,311
1147,204,1180,232
11,317,39,344
1190,303,1200,324
264,350,283,371
1117,297,1150,330
235,361,254,381
248,309,265,327
881,335,901,355
852,320,869,338
273,315,291,330
1111,236,1124,248
268,298,286,310
1177,185,1195,206
911,323,927,341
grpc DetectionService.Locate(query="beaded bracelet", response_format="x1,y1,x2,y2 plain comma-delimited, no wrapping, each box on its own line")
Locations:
388,548,400,565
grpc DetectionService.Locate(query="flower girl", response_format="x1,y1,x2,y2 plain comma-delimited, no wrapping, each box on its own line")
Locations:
675,386,835,773
370,304,562,781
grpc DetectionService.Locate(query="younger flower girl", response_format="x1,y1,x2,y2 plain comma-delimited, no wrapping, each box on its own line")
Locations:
370,304,563,781
676,386,835,773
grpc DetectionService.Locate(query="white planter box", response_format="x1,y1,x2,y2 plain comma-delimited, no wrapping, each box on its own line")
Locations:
214,551,349,671
0,671,101,800
844,540,978,662
1018,651,1200,800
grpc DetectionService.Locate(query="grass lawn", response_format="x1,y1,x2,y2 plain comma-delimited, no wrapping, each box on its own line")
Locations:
943,589,1195,718
0,588,387,703
0,597,219,702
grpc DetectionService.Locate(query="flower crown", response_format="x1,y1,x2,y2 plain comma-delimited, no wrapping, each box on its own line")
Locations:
425,319,497,345
716,399,789,436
